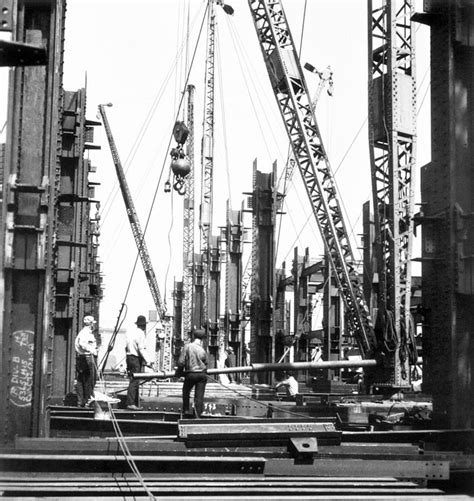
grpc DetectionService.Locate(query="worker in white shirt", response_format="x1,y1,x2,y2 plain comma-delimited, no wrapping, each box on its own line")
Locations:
274,371,299,398
125,315,155,410
75,315,98,407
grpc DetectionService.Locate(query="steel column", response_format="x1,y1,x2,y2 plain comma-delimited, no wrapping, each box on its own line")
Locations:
0,0,66,441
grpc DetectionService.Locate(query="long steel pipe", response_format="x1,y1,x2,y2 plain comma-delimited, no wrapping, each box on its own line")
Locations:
133,359,378,380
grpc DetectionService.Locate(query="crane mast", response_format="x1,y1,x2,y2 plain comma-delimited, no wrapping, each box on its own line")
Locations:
247,0,376,359
182,84,196,342
98,104,166,320
198,0,217,330
368,0,417,387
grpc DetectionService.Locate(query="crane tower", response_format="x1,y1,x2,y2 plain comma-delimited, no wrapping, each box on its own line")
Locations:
247,0,377,361
368,0,417,388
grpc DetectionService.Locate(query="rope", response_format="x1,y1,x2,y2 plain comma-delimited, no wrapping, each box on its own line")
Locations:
297,0,308,58
92,359,157,500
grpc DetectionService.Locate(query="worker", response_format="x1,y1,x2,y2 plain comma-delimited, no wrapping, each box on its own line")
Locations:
311,343,323,363
216,346,230,385
125,315,154,410
75,315,98,407
178,328,208,418
225,346,238,383
274,371,299,398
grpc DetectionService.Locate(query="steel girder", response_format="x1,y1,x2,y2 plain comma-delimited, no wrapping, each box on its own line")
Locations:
224,205,244,349
249,162,277,382
247,0,375,358
368,0,417,387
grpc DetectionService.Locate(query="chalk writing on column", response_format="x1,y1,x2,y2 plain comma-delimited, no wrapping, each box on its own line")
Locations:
10,330,34,407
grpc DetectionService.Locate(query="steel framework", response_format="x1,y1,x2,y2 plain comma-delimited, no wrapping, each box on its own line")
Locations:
247,0,375,358
368,0,417,386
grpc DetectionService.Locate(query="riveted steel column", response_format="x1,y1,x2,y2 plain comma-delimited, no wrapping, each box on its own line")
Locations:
0,0,66,442
420,0,474,429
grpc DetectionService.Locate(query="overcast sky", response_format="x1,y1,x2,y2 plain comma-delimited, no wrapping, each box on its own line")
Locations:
56,0,429,333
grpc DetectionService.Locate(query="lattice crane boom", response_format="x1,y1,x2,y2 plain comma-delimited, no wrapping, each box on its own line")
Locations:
182,84,196,342
98,104,166,320
198,0,217,329
247,0,376,358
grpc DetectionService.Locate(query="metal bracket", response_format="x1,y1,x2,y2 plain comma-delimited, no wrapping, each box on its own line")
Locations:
288,436,318,464
0,0,13,32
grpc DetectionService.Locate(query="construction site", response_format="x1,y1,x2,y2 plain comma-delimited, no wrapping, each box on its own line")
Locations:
0,0,473,499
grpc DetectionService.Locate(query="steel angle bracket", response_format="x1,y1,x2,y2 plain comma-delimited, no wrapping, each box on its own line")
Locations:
288,436,318,464
0,39,47,66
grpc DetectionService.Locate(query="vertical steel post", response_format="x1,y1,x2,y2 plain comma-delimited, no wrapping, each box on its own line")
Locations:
0,0,66,441
419,0,474,428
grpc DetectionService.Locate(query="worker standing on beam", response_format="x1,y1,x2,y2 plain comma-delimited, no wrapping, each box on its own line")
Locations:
75,315,98,407
177,328,208,418
125,315,155,410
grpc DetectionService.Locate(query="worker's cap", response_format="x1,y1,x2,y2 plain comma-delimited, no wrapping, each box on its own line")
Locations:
135,315,147,327
226,346,234,353
83,315,96,325
192,328,206,339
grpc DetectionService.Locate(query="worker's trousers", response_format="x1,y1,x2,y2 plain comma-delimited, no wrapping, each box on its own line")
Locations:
182,372,207,417
126,355,143,406
76,354,96,406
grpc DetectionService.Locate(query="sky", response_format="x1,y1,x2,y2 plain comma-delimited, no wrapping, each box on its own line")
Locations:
3,0,432,336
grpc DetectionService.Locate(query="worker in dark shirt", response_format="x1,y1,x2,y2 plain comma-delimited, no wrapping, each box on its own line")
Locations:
178,328,208,418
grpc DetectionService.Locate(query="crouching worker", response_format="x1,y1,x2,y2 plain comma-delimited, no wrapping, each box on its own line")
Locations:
274,371,299,399
178,328,208,418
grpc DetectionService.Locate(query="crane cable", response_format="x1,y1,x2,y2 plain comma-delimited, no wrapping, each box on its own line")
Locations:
99,2,206,227
275,0,309,263
224,15,285,165
215,21,233,210
100,4,210,370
